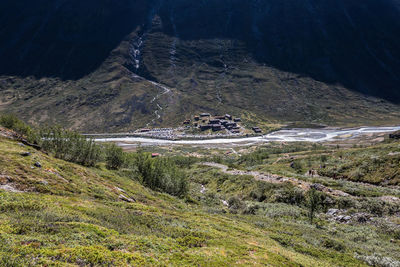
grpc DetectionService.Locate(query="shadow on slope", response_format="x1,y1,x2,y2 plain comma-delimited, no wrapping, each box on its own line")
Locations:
157,0,400,102
0,0,399,102
0,0,152,80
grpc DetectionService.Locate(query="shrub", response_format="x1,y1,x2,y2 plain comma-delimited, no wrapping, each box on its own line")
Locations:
272,185,304,205
105,143,125,170
38,126,102,167
0,114,36,142
261,203,302,218
238,148,269,166
349,168,365,181
133,152,188,197
291,161,303,174
249,181,277,202
320,155,328,163
335,197,356,210
227,196,245,214
171,156,199,168
321,237,346,252
243,204,260,215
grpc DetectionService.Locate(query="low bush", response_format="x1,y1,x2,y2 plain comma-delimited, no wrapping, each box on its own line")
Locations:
1,115,102,167
242,203,260,215
321,237,346,252
271,185,305,205
170,156,199,168
249,181,278,202
38,126,102,167
227,196,245,213
105,143,125,170
0,114,37,142
355,253,400,267
238,148,269,166
260,203,302,218
291,160,304,174
133,152,188,197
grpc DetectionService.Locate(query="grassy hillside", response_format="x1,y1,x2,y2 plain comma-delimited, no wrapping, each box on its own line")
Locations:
228,140,400,187
1,126,400,266
0,136,309,266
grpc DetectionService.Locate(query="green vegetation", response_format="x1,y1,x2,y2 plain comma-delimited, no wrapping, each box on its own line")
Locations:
134,152,188,197
1,118,400,266
306,188,326,224
39,126,102,167
223,141,400,187
186,163,400,267
105,143,124,170
0,115,188,197
0,114,102,166
0,133,339,266
0,113,37,142
238,148,269,166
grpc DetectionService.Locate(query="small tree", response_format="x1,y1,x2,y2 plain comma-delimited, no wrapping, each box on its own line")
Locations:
105,143,125,170
306,188,325,224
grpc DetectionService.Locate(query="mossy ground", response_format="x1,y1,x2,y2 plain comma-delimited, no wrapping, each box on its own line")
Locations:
1,136,399,266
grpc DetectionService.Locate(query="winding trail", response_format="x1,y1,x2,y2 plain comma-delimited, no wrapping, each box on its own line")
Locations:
201,162,400,203
201,162,349,197
128,22,172,127
129,73,172,127
146,81,171,126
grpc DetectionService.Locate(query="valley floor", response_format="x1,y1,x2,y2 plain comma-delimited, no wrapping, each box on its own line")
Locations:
94,124,400,148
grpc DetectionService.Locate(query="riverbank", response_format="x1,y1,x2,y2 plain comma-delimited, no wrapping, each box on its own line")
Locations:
93,125,400,147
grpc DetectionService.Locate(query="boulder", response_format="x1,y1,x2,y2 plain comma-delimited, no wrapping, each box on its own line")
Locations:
343,216,351,222
119,194,135,203
311,183,325,191
34,162,42,168
354,213,371,223
327,209,339,216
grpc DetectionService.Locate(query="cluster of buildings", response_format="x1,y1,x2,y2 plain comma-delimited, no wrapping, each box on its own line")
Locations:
138,114,263,137
183,113,244,134
252,126,262,133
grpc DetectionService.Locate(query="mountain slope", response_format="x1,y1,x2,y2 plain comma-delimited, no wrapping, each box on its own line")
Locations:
1,0,400,131
0,133,370,266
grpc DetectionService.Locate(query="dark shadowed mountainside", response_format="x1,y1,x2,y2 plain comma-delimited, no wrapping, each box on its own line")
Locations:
1,0,400,131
